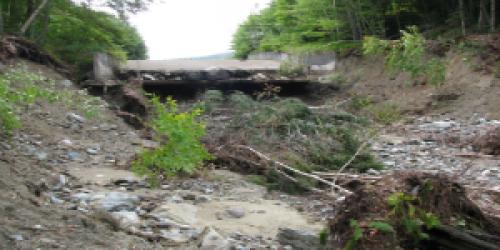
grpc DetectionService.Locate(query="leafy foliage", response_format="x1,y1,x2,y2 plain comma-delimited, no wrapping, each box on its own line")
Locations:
387,192,441,245
363,28,446,87
233,0,497,58
0,0,147,74
132,97,213,185
345,219,364,250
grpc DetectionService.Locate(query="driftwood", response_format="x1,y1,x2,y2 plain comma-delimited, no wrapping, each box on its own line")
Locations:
233,145,353,195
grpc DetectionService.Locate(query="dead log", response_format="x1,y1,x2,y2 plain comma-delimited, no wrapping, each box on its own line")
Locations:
427,225,500,250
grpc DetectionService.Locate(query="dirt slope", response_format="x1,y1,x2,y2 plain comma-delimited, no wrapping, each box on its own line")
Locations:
334,52,500,119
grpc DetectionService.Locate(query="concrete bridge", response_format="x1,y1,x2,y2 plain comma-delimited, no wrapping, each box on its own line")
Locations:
122,59,281,73
90,53,336,97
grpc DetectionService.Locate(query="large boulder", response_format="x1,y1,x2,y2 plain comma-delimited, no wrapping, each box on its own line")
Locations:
277,228,321,250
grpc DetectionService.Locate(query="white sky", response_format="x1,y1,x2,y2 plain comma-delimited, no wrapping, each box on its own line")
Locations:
128,0,272,59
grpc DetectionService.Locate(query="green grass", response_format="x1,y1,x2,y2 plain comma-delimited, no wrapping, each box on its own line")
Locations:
0,64,103,135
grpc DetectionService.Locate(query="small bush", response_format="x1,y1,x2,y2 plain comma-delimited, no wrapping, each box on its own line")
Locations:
363,27,446,87
132,97,213,185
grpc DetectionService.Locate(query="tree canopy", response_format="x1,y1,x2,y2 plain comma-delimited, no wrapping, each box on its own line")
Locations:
0,0,148,73
233,0,499,58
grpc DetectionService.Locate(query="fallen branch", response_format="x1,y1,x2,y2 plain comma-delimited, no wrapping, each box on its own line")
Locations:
234,145,353,195
20,0,49,35
333,140,371,186
314,172,382,181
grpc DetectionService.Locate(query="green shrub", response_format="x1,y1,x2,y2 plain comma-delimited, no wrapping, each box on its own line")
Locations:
132,97,213,185
363,27,446,87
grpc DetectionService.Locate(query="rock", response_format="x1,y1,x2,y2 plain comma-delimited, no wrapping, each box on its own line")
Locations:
35,152,48,161
50,195,64,204
8,234,24,241
226,207,245,219
100,192,140,212
195,195,211,204
277,228,320,250
86,148,99,155
199,227,229,250
66,112,85,123
182,193,197,201
67,151,81,161
473,126,500,155
160,228,198,244
59,175,67,186
111,211,141,229
0,142,12,150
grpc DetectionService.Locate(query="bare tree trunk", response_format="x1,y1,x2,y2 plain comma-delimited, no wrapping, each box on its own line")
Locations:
478,0,490,30
0,3,4,35
492,0,496,31
459,0,466,35
20,0,48,35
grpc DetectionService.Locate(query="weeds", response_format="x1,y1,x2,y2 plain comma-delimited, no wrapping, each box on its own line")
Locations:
0,65,103,135
132,96,213,185
368,102,401,125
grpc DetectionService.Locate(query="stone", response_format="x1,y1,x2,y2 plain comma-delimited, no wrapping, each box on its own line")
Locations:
35,152,48,161
160,228,193,244
277,228,320,250
86,148,99,155
66,113,85,123
226,207,245,219
200,227,229,250
59,175,67,186
100,192,140,212
473,126,500,155
67,151,81,161
111,211,141,229
9,234,24,241
50,195,64,204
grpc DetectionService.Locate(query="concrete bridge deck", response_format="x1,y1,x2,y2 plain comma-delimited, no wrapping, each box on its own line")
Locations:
122,59,281,72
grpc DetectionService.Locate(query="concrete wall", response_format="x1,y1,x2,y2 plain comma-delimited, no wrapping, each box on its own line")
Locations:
94,53,118,81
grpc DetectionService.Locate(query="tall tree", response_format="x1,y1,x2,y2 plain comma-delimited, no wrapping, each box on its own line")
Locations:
459,0,466,35
492,0,496,31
